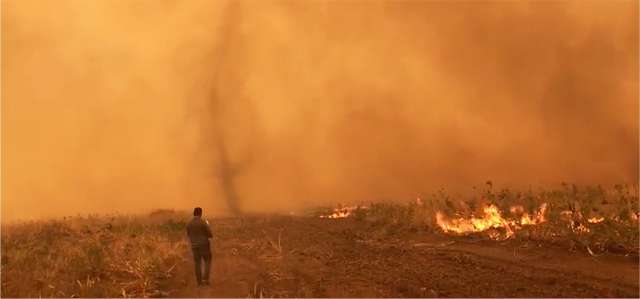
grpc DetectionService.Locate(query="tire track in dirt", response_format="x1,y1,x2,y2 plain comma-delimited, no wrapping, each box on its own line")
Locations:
425,245,639,295
162,217,639,298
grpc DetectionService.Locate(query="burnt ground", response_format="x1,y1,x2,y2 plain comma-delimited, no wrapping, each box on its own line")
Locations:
165,216,639,298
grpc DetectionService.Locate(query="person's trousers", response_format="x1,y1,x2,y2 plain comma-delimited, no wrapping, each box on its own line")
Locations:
192,245,212,284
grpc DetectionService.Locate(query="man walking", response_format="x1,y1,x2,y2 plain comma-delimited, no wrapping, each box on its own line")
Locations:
186,207,213,286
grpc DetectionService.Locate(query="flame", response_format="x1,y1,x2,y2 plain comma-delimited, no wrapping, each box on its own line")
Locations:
436,203,548,239
436,205,515,238
321,200,620,238
571,221,591,233
560,210,603,233
520,203,547,225
587,216,604,223
320,205,367,219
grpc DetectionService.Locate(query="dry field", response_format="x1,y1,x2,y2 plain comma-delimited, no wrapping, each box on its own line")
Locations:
1,184,638,297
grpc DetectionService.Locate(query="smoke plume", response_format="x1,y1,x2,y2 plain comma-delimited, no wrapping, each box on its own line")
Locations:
2,0,638,220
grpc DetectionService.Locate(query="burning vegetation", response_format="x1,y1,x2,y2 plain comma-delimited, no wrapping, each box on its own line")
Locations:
1,184,638,297
434,203,547,239
320,184,639,255
1,0,638,297
319,205,369,219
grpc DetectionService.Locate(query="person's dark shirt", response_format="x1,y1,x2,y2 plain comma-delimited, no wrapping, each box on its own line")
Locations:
186,216,213,248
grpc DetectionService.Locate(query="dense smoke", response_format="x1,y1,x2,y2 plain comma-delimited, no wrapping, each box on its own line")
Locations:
2,0,638,220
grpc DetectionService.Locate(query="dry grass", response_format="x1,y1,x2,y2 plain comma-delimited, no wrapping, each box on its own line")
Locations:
1,184,638,297
354,184,640,255
1,210,189,298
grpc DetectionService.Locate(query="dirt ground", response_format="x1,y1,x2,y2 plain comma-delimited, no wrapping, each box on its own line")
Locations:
164,216,639,298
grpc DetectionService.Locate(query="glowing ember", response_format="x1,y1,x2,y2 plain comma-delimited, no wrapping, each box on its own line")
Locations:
587,216,604,224
510,206,524,214
435,203,548,239
571,222,591,234
320,205,367,219
560,211,602,233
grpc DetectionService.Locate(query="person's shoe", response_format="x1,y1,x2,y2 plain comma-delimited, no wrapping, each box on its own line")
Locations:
197,281,205,287
203,280,210,286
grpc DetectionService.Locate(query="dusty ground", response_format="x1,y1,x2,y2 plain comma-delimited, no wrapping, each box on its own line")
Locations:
164,216,639,298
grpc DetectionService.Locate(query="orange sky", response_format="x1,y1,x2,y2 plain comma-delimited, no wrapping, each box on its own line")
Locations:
2,0,638,221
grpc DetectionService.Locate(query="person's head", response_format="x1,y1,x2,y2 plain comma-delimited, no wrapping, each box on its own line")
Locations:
193,207,203,217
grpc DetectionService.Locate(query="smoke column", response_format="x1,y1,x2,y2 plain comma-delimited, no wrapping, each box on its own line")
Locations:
2,0,637,220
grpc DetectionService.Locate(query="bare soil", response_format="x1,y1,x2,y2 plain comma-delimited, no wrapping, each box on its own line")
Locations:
165,216,639,298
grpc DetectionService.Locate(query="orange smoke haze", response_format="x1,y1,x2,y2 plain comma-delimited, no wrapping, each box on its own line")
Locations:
1,0,638,221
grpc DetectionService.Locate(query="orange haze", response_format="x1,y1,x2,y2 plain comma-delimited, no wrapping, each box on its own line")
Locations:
2,0,638,221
